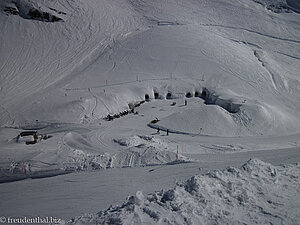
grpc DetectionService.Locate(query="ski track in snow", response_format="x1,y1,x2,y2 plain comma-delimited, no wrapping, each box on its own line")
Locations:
275,51,300,60
0,0,300,222
199,23,300,44
253,50,278,90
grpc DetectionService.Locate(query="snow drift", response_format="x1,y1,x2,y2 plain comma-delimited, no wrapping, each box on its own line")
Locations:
67,159,300,225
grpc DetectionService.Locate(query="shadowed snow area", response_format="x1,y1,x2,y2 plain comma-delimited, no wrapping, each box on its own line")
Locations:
68,159,300,225
287,0,300,13
0,0,300,222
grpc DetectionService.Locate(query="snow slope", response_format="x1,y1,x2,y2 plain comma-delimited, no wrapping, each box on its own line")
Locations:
68,159,300,225
0,0,146,125
0,0,300,222
1,0,300,127
0,0,300,178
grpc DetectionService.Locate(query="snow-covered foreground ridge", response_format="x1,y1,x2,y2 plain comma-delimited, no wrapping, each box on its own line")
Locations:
67,159,300,225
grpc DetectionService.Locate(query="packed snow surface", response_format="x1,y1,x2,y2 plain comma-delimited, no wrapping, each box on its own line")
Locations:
67,159,300,225
0,0,300,222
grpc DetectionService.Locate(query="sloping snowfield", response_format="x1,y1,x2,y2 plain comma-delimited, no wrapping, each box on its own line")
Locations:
0,0,300,223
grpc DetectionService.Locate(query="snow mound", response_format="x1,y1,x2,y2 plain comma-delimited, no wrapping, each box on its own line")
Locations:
63,146,188,170
150,107,236,136
114,135,168,149
112,135,191,167
112,146,174,168
67,159,300,225
61,134,189,170
149,100,299,137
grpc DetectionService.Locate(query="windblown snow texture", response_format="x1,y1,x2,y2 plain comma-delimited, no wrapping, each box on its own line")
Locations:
68,159,300,225
0,0,300,222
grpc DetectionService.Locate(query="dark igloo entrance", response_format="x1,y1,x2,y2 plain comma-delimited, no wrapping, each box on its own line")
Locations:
166,93,172,99
145,94,150,101
186,92,192,98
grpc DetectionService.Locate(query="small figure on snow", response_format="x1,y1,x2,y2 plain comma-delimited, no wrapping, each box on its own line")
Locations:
156,127,160,134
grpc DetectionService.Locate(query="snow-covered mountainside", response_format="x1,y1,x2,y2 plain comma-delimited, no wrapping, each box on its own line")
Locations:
0,0,300,170
68,159,300,225
1,0,300,128
0,0,300,222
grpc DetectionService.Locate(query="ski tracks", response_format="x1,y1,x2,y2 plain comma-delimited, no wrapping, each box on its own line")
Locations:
199,23,300,44
254,50,278,90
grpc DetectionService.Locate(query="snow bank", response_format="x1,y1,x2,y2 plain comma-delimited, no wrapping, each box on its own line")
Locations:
112,135,191,167
60,133,190,171
67,159,300,225
114,135,168,149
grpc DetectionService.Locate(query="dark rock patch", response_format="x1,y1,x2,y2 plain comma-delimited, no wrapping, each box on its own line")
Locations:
4,6,19,15
28,9,63,22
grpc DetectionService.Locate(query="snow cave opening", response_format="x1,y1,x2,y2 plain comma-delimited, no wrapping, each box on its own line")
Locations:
186,92,192,98
145,94,150,101
199,88,241,113
166,93,172,99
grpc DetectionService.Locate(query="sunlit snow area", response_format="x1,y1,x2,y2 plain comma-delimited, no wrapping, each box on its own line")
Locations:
0,0,300,224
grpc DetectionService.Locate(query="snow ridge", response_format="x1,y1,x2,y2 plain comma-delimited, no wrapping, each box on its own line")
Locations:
67,159,300,225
